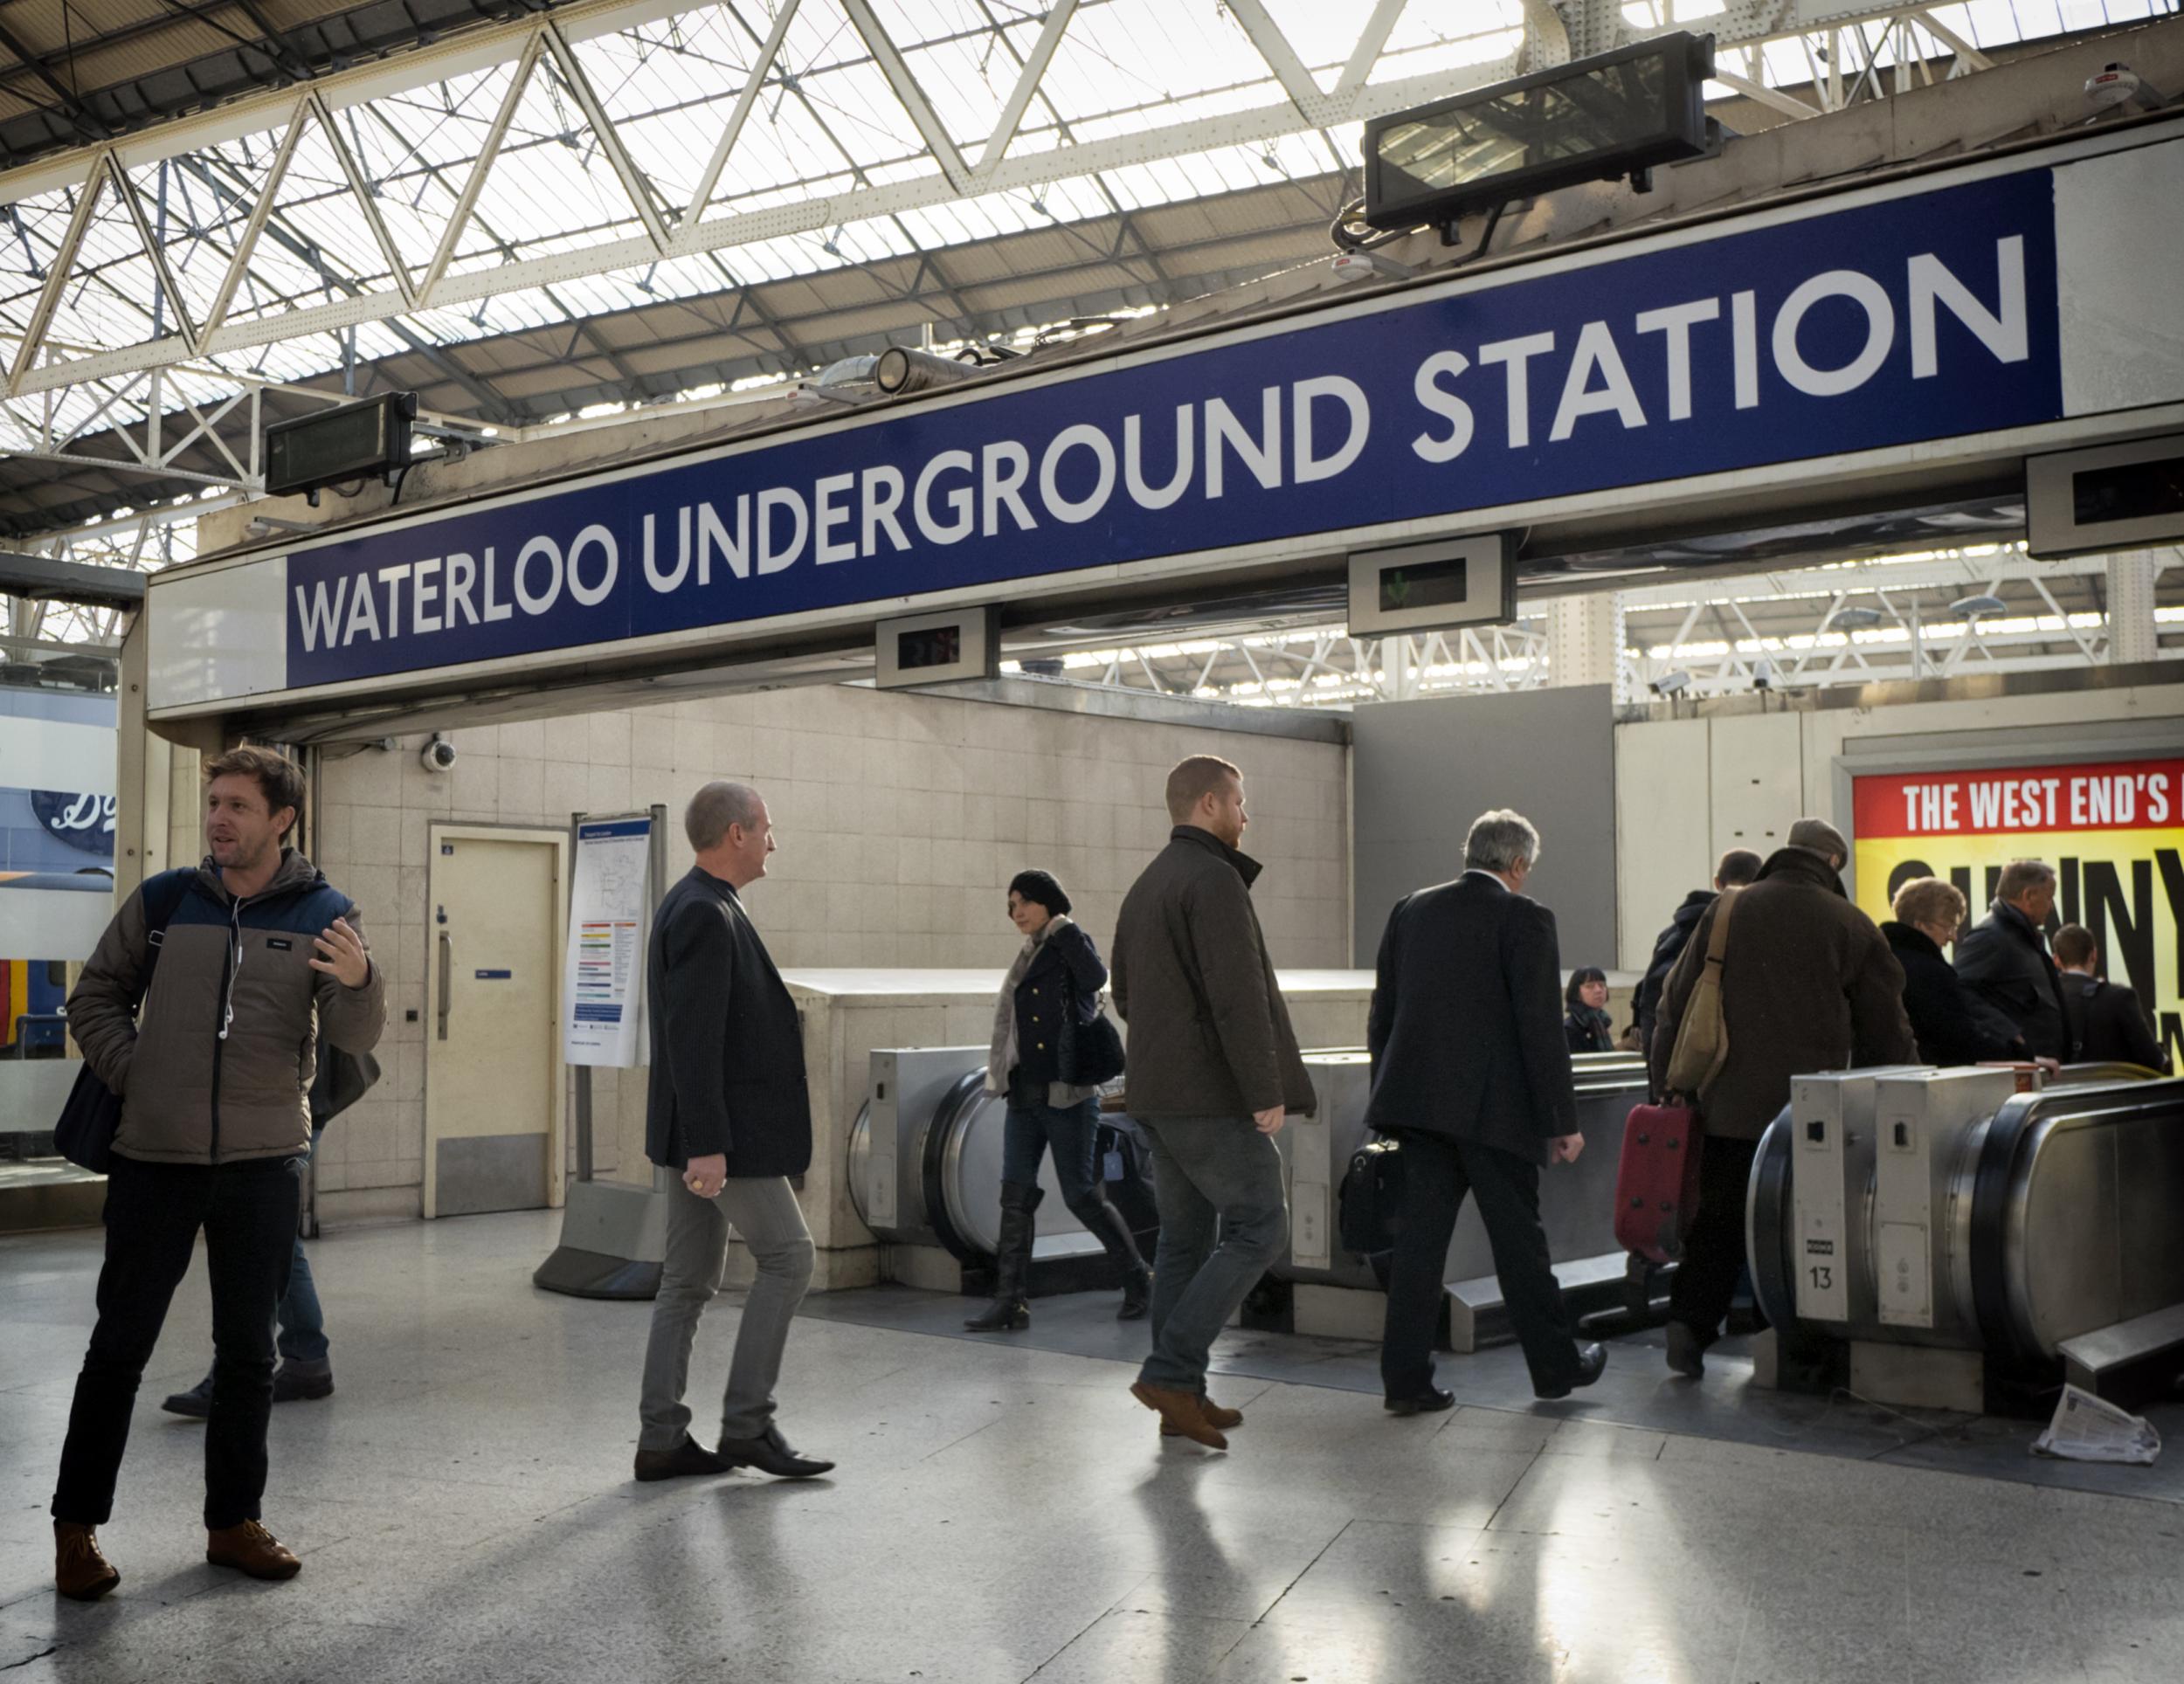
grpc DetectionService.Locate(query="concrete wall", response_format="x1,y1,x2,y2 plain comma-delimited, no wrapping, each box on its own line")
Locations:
305,680,1351,1225
1350,686,1620,970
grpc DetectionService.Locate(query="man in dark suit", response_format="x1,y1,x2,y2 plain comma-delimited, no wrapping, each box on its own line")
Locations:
1365,810,1606,1411
2054,923,2172,1072
634,782,833,1483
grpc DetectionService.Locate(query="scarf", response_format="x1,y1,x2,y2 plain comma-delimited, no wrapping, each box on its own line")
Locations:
985,915,1093,1104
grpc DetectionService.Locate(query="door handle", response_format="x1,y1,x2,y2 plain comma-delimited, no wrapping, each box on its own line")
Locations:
437,931,453,1041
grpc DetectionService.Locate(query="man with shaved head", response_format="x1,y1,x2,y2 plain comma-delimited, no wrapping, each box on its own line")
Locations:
633,781,833,1483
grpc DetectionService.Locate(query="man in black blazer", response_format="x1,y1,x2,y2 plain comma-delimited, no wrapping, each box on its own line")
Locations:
634,782,833,1483
2055,924,2172,1072
1365,810,1606,1411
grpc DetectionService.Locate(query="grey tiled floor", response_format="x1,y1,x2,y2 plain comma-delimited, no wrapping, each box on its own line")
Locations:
4,1210,2181,1683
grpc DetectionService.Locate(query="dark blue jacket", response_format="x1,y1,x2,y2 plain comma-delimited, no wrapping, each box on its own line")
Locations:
1010,922,1107,1090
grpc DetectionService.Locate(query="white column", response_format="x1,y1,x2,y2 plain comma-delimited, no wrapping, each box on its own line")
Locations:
2106,550,2160,666
1544,590,1627,699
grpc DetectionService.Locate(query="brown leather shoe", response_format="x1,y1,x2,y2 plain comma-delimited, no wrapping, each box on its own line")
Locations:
1131,1381,1227,1450
54,1522,119,1601
1161,1394,1243,1437
205,1520,301,1581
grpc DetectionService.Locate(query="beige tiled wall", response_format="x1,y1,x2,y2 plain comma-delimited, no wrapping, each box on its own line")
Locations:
306,683,1350,1212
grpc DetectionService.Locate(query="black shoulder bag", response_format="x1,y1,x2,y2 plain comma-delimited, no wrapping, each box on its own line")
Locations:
1057,966,1127,1088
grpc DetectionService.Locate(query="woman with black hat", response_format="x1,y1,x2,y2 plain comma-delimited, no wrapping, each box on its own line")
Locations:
965,869,1152,1331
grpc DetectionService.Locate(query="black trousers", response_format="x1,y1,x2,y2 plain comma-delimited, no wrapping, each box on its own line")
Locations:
1379,1132,1578,1398
52,1152,301,1530
1668,1134,1761,1343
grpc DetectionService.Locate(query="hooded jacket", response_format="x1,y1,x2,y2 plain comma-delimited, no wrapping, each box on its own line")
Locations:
1635,889,1715,1057
67,851,386,1165
1110,826,1313,1119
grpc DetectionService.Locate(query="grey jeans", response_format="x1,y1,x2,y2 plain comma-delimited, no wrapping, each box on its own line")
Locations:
1138,1116,1288,1393
638,1174,815,1452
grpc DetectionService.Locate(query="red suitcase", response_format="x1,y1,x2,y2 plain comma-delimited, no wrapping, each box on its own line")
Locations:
1614,1102,1704,1265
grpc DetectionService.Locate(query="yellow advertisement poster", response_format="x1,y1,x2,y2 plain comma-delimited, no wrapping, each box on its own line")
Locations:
1851,757,2184,1067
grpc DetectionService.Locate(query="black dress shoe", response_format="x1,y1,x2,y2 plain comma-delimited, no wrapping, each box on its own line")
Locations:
633,1435,730,1482
1536,1342,1609,1400
1383,1387,1455,1416
1664,1322,1706,1378
718,1424,833,1479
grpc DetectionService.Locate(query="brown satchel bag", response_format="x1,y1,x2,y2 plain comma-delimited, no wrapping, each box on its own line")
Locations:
1664,887,1741,1100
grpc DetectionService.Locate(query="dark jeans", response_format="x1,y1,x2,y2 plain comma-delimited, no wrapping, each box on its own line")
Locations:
1000,1086,1101,1213
1380,1132,1579,1398
1138,1117,1286,1393
1669,1134,1761,1344
52,1152,302,1529
277,1133,328,1365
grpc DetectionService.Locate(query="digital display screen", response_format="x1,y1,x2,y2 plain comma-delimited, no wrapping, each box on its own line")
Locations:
1363,33,1710,231
1376,55,1668,202
896,624,964,670
2075,455,2184,526
1379,556,1469,615
270,405,387,486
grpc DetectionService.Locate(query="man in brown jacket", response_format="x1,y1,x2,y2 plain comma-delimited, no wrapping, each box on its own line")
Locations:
1648,817,1914,1377
1111,754,1313,1449
52,747,384,1600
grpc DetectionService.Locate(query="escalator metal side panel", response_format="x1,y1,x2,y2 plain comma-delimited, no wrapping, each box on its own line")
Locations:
1745,1107,1800,1337
923,1070,991,1261
847,1102,872,1231
1971,1078,2184,1362
2002,1085,2184,1361
932,1075,1102,1262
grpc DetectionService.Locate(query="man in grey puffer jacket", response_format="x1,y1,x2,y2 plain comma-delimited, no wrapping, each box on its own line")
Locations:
52,746,383,1602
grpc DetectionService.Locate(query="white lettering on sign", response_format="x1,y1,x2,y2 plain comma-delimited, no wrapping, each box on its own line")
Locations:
287,238,2035,658
1890,770,2184,833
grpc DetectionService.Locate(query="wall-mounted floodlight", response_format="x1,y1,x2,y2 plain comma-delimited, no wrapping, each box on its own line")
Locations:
264,392,417,506
1362,31,1718,238
1826,606,1883,632
875,347,982,396
1950,594,2008,619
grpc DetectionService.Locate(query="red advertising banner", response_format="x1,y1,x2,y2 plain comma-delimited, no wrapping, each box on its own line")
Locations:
1853,758,2184,839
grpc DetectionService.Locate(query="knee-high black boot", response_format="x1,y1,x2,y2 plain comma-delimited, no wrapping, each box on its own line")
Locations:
1073,1188,1153,1321
964,1182,1042,1331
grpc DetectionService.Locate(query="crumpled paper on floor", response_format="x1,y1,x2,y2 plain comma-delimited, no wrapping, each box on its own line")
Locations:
2032,1384,2160,1465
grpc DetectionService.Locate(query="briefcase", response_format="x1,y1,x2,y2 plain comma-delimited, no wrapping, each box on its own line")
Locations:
1337,1137,1405,1256
1614,1101,1704,1265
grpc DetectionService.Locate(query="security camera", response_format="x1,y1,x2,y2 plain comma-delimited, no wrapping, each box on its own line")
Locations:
1649,669,1692,696
1753,659,1774,691
419,734,457,774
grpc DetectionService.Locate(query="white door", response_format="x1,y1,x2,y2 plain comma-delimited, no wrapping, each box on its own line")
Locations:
425,828,564,1218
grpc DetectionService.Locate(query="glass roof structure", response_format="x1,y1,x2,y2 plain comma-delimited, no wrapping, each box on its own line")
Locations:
0,0,2174,545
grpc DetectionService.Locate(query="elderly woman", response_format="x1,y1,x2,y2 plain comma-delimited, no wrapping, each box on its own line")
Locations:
1881,877,2028,1066
964,870,1153,1332
1563,967,1615,1053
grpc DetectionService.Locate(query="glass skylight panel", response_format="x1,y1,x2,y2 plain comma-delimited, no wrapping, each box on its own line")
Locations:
901,17,1052,154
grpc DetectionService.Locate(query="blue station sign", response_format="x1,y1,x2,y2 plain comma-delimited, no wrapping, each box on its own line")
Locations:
282,168,2065,689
